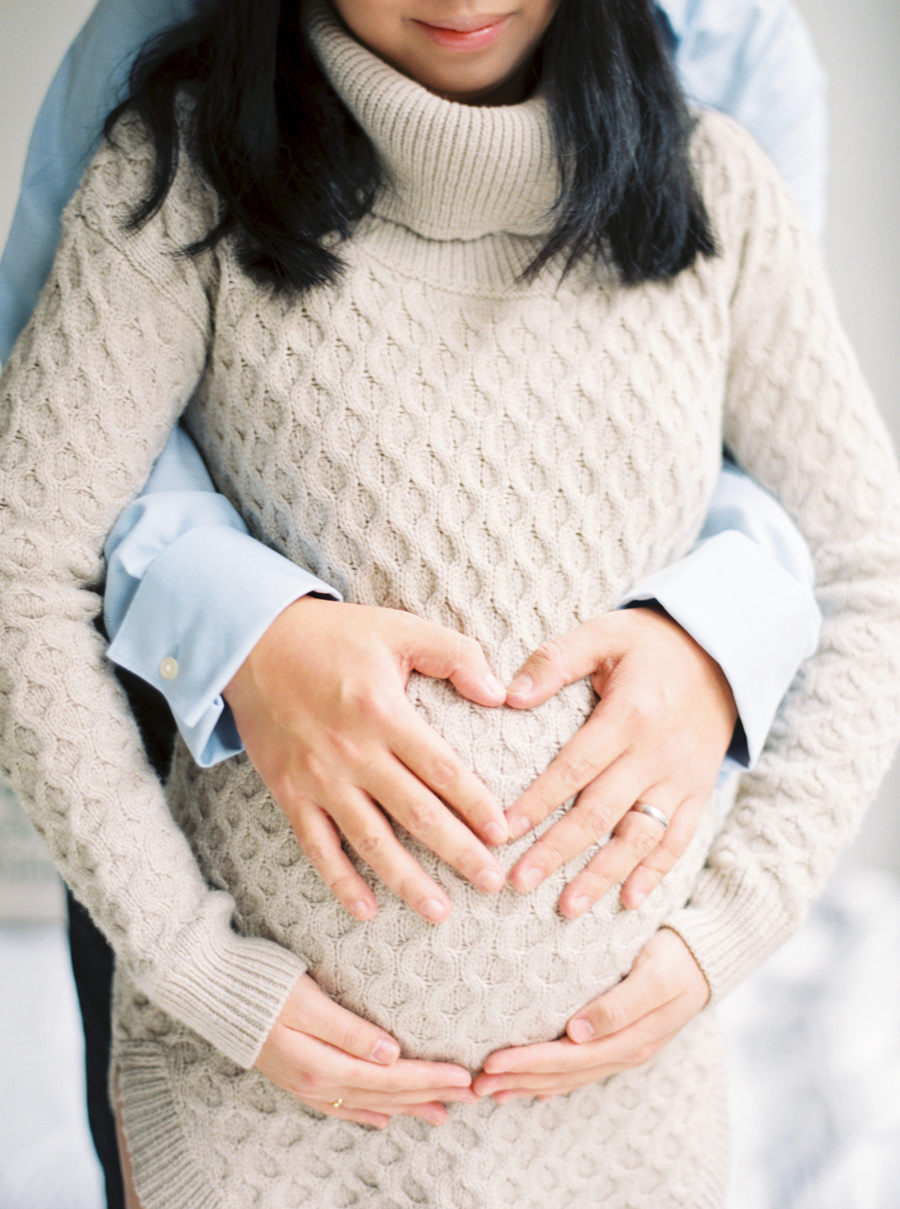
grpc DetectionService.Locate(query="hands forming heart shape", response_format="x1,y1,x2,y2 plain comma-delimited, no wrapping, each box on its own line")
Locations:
225,596,737,922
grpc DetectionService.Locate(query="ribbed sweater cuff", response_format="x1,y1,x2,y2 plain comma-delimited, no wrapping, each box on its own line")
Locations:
139,895,306,1068
664,865,795,1003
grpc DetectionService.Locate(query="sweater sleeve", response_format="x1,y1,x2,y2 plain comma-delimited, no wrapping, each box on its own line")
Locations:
666,115,900,1000
0,115,306,1066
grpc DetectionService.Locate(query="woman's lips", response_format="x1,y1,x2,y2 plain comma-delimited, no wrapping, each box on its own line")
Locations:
412,14,511,51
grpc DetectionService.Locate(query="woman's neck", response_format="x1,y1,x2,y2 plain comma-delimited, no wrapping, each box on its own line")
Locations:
306,0,560,242
429,57,540,106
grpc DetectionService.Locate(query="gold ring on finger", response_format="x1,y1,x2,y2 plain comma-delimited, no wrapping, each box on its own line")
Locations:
631,802,668,831
331,1098,344,1110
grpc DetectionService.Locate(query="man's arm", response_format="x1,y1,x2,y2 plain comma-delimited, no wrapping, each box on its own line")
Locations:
105,441,821,780
103,424,340,766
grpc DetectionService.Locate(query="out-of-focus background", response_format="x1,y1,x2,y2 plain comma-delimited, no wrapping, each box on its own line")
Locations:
0,1,898,1207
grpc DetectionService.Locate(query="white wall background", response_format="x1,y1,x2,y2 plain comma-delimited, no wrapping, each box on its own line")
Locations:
0,0,96,244
1,0,899,868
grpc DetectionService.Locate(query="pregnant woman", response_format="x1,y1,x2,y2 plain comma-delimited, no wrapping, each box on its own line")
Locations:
1,0,898,1205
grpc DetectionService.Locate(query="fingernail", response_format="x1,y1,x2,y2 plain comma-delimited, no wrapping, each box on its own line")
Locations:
481,1062,508,1077
506,814,531,840
628,889,648,910
420,898,450,923
349,900,372,920
485,673,505,698
371,1038,400,1063
568,894,593,918
446,1091,476,1107
506,674,533,700
569,1018,595,1043
476,867,504,893
484,821,507,846
516,867,542,893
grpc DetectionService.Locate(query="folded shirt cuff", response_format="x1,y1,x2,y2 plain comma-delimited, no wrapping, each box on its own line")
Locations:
106,525,340,766
621,531,821,767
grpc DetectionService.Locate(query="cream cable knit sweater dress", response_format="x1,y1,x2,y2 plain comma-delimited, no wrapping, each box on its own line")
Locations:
3,6,900,1207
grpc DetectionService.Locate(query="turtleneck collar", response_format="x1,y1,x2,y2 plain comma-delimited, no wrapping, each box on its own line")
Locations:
304,0,561,242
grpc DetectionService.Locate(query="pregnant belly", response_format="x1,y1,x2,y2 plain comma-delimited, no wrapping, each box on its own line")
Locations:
171,676,718,1070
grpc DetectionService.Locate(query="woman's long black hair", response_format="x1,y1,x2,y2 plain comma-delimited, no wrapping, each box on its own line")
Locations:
108,0,715,293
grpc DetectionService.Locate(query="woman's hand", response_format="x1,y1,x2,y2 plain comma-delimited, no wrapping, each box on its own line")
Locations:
224,598,508,925
504,607,737,915
256,974,476,1127
472,929,710,1102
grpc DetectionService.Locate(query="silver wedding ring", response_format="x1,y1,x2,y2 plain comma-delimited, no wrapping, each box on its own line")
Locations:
632,802,669,831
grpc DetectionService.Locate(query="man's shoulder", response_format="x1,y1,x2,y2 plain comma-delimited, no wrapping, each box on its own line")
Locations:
657,0,803,46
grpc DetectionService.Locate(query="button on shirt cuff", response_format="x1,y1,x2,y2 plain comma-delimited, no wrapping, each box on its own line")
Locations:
106,523,340,766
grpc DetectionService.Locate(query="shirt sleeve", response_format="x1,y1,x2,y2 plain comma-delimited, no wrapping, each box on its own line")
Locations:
0,0,197,364
659,0,828,237
621,462,822,771
103,425,341,767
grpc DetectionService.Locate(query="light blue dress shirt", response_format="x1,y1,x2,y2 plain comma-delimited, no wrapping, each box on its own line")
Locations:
0,0,826,771
661,0,827,238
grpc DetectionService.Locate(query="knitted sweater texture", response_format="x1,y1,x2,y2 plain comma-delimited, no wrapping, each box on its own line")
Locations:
2,6,900,1206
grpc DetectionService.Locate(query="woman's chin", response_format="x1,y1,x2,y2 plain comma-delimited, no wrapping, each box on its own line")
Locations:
391,50,534,105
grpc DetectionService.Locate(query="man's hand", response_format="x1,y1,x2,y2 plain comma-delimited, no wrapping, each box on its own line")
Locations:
224,598,508,924
504,608,737,915
256,974,476,1127
472,929,710,1102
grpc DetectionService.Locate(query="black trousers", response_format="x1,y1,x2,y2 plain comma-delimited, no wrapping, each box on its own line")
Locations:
67,891,125,1209
67,663,176,1208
